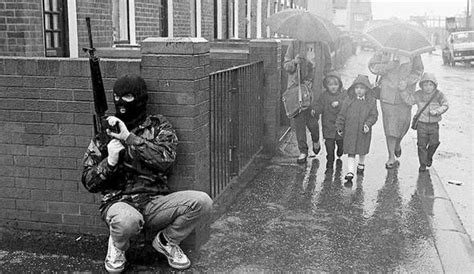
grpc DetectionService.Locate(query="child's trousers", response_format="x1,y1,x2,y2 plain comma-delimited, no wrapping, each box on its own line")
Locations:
325,138,343,166
417,122,440,167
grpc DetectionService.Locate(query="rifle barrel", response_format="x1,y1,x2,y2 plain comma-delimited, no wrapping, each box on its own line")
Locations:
86,17,94,50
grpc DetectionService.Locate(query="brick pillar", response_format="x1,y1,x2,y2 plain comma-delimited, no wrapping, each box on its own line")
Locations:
249,39,282,153
140,37,210,248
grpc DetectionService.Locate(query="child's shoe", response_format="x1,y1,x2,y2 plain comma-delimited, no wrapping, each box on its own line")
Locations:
313,142,321,155
335,159,343,169
344,172,354,181
296,153,307,164
357,164,365,175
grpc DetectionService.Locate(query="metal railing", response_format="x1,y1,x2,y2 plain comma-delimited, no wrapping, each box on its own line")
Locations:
209,61,264,198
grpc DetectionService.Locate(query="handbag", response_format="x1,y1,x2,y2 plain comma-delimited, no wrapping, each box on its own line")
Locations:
282,63,312,118
411,90,439,130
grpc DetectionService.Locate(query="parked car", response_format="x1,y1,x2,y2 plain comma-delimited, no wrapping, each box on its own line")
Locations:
442,31,474,66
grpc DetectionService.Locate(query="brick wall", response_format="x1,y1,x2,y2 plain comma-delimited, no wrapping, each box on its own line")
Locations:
0,1,44,57
0,56,140,234
201,0,214,39
173,0,192,37
135,0,163,42
0,39,214,236
76,0,114,56
210,40,250,71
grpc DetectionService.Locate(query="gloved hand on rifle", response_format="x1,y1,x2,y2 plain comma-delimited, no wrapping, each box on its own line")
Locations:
106,116,131,141
105,116,130,167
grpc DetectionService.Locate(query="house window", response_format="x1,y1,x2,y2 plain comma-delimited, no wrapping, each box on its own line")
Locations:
190,0,202,37
112,0,130,44
43,0,69,57
160,0,168,37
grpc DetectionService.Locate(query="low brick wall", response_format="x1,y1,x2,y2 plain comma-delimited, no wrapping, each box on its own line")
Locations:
0,38,281,247
0,57,140,234
210,40,250,71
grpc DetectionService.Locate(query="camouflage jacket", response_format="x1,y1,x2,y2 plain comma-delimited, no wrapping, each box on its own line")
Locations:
81,114,178,213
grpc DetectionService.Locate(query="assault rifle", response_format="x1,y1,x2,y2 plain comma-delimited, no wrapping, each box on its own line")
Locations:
82,17,118,151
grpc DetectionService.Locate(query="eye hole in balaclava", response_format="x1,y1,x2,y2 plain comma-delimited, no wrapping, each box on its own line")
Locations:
113,75,148,129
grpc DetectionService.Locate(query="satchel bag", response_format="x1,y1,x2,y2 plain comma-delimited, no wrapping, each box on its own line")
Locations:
411,90,439,130
282,63,312,118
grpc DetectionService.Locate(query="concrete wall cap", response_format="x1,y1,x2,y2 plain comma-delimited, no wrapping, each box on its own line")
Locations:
141,37,210,55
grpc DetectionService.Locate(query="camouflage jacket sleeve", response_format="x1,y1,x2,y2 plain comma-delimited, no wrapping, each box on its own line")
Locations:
81,139,117,193
125,115,178,173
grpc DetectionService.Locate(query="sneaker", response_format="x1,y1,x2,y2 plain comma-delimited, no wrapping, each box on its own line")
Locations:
153,232,191,270
296,153,307,164
105,236,126,273
419,165,428,172
395,148,402,158
357,164,365,175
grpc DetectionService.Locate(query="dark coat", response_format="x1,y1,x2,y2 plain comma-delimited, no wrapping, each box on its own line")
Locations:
336,75,378,155
314,72,347,139
82,114,178,213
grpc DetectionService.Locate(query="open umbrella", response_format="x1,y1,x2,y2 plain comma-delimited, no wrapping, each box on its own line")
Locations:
266,9,341,42
363,20,434,57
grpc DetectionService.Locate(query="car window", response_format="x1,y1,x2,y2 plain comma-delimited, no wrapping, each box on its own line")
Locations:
452,32,474,43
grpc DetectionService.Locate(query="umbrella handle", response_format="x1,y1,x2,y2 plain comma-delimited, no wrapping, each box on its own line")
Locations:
297,63,302,105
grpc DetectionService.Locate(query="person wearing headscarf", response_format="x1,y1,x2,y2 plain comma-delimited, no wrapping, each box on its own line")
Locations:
369,50,424,169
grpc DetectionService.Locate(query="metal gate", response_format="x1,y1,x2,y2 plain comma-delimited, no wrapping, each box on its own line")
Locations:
209,61,264,198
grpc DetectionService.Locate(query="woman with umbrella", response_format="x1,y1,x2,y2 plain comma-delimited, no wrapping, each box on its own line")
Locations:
267,9,337,163
366,21,432,168
369,50,423,168
284,40,332,163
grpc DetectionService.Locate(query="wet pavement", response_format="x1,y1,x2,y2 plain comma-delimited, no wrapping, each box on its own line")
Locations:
194,124,442,272
1,50,473,272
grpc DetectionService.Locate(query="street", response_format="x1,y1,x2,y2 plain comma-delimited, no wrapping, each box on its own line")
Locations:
0,50,473,273
193,50,474,272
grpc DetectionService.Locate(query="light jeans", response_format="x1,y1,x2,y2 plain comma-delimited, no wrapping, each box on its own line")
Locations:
105,190,213,251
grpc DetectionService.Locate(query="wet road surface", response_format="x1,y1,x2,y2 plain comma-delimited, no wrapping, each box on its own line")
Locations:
194,128,442,272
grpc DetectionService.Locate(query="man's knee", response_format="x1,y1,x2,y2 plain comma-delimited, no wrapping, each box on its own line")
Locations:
107,205,144,237
193,191,213,214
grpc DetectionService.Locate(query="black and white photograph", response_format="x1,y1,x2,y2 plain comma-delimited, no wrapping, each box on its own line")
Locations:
0,0,473,272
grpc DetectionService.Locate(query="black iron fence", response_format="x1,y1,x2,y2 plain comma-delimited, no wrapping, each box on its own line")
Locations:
209,61,264,198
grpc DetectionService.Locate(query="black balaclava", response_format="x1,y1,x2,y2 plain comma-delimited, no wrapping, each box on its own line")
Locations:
113,75,148,129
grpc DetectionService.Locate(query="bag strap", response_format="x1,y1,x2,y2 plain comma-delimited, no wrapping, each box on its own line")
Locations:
413,90,439,120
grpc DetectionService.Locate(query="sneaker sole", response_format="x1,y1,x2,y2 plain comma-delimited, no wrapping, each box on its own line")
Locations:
152,240,191,270
105,263,125,273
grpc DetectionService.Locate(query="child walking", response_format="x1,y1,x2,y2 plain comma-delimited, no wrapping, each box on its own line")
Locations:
313,72,346,171
336,75,378,182
400,73,448,172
